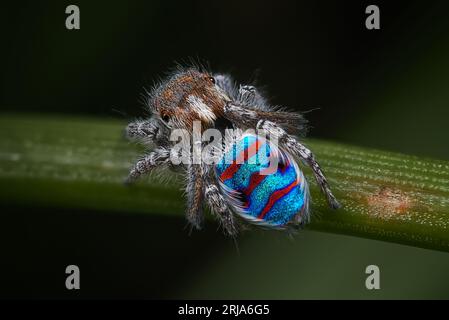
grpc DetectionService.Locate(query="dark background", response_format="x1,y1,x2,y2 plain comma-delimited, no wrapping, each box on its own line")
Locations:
1,0,449,299
2,0,448,158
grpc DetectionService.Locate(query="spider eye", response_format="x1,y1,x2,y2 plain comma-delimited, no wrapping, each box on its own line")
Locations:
208,76,216,84
161,113,170,123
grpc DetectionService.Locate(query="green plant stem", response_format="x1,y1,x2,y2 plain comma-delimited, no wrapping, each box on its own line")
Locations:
1,114,449,251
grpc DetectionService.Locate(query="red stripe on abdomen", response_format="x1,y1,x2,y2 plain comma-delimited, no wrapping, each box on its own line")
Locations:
243,172,267,196
257,180,298,220
220,139,262,182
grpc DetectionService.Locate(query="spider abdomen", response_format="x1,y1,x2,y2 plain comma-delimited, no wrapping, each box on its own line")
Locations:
215,134,309,228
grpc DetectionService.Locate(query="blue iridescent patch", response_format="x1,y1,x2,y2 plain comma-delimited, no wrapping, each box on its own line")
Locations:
215,134,309,227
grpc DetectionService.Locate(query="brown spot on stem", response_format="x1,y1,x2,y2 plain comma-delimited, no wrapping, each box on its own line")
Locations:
367,186,412,217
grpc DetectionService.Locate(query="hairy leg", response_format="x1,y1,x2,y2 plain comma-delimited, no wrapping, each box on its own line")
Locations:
125,148,170,184
237,85,271,111
126,119,158,140
125,118,169,146
214,74,269,110
257,119,341,209
289,140,340,209
185,163,205,230
204,181,237,236
223,102,307,136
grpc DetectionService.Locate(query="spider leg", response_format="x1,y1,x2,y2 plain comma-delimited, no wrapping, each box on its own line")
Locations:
204,182,237,236
238,85,270,111
223,102,260,128
126,119,158,140
257,120,341,209
214,74,269,111
185,163,205,230
238,85,257,103
125,147,170,184
223,102,307,135
125,118,170,146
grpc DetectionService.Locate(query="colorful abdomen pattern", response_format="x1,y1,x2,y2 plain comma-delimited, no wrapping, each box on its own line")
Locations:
215,134,309,228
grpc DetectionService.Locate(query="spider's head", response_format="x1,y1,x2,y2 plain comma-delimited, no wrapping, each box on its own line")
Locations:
148,68,229,130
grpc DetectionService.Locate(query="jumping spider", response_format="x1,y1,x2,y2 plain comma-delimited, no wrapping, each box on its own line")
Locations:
125,66,340,236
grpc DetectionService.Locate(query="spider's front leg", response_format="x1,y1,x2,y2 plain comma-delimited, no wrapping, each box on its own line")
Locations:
204,179,237,237
185,163,205,230
222,102,260,128
126,119,158,140
223,102,306,135
125,118,169,146
237,85,271,111
257,120,341,209
125,147,170,184
214,74,268,110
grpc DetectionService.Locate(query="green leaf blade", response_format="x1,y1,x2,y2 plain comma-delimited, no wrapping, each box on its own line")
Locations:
1,113,448,251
